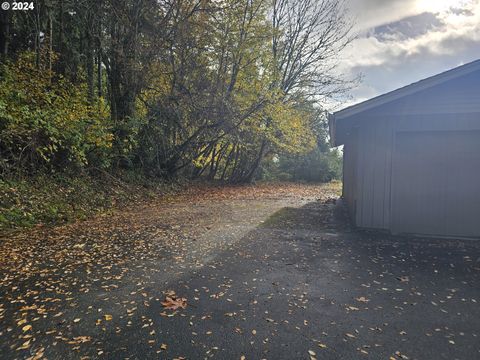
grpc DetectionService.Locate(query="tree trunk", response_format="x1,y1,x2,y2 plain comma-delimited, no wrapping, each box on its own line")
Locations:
97,52,102,98
0,10,10,60
243,140,266,183
97,28,102,97
229,146,241,182
207,144,217,180
211,143,228,180
220,144,236,181
35,3,41,69
86,30,95,104
48,9,53,77
57,0,66,74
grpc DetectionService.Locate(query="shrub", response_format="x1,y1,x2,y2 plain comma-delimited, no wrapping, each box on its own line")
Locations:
0,52,113,175
260,147,342,183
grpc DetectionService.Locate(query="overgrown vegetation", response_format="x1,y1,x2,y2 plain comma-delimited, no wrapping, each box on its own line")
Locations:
0,0,349,228
260,109,342,182
0,171,180,230
262,148,342,183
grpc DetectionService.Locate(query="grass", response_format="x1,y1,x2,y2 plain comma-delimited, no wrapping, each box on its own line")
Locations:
0,171,181,232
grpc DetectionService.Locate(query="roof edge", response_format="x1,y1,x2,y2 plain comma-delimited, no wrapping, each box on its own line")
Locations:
334,59,480,120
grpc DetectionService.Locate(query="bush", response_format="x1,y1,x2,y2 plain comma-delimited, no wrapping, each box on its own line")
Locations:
260,147,342,183
0,52,113,175
0,171,179,231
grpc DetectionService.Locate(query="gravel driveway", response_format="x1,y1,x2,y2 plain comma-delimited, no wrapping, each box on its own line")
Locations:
0,183,479,359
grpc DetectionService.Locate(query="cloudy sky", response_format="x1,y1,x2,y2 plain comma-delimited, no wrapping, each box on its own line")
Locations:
336,0,480,109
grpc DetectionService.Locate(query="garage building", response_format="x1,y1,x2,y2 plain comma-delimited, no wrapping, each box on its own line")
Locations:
330,60,480,238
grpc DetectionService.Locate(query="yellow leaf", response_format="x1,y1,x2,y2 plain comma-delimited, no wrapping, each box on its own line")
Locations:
104,314,112,321
17,339,31,350
22,325,32,332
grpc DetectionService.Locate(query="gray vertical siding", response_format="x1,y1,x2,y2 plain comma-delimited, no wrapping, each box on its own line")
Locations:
353,118,392,229
336,66,480,237
391,129,480,237
343,113,480,236
342,129,357,215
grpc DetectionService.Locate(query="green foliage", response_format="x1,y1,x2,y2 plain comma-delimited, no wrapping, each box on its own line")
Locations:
0,171,178,231
0,175,101,229
258,108,342,183
0,52,112,174
1,0,350,188
0,0,352,230
260,148,342,183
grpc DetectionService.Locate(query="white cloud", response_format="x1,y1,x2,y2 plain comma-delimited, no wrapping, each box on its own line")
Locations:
415,0,473,13
347,0,420,31
335,0,480,108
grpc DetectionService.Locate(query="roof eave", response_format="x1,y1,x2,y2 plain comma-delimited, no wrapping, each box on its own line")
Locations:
334,59,480,121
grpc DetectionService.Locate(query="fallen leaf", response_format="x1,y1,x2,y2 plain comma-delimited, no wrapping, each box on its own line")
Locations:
161,295,187,310
72,336,92,343
356,297,369,303
16,340,31,350
165,289,176,297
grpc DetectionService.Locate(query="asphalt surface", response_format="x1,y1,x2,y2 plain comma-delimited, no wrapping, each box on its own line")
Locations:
1,186,479,360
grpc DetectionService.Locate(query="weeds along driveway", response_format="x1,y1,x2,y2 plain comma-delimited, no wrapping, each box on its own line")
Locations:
0,182,479,360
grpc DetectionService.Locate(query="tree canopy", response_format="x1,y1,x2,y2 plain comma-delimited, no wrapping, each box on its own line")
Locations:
0,0,351,182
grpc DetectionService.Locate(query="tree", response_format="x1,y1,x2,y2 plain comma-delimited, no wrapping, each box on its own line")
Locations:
0,8,10,58
271,0,353,99
1,0,353,184
232,0,353,182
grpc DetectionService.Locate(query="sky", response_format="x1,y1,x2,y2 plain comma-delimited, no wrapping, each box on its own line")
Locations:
336,0,480,110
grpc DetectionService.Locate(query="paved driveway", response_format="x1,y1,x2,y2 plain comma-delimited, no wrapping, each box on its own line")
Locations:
0,184,479,359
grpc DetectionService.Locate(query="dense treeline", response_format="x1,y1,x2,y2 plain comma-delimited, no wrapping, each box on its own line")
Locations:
0,0,350,183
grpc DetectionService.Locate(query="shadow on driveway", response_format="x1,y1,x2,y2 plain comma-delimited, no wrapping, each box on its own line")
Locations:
100,200,480,360
2,199,479,360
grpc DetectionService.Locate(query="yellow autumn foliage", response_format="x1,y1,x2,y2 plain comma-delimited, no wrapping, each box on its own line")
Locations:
0,52,112,171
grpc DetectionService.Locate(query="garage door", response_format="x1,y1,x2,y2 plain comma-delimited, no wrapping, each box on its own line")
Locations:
391,130,480,238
